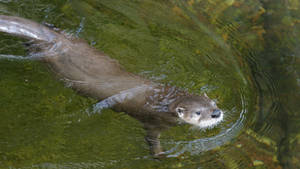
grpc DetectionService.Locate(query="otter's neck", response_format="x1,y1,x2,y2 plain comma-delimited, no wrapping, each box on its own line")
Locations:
145,84,189,113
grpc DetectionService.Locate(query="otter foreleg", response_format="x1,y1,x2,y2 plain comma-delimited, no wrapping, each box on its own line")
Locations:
145,128,165,158
87,89,134,115
87,96,118,115
87,85,149,114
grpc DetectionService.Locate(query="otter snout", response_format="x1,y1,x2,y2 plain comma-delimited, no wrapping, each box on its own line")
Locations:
211,109,221,118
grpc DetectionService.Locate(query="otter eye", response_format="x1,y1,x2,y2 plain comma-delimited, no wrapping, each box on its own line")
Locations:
195,111,201,115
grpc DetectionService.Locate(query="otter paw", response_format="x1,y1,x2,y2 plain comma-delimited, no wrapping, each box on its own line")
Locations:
85,98,114,115
85,103,105,115
153,151,167,159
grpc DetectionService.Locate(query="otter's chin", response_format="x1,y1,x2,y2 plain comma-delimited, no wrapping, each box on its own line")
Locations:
197,113,224,129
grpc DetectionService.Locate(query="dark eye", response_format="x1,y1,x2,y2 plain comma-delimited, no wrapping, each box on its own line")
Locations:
195,111,201,115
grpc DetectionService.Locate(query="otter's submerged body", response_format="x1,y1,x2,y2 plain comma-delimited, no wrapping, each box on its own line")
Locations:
0,15,224,156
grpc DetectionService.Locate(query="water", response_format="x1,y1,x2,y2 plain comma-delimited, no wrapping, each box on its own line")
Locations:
0,0,299,168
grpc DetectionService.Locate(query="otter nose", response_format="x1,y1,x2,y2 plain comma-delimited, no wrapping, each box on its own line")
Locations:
211,109,221,118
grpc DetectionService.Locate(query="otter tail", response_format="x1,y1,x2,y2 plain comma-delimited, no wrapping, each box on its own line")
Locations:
0,15,58,42
0,15,62,60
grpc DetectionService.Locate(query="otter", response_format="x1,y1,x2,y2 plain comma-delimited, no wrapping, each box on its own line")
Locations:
0,15,224,157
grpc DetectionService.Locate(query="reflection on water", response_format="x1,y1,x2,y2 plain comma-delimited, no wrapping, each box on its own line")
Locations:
0,0,299,168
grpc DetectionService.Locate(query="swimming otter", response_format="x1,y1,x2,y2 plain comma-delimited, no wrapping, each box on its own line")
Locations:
0,15,224,157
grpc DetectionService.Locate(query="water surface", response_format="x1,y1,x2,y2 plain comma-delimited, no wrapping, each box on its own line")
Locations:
0,0,299,168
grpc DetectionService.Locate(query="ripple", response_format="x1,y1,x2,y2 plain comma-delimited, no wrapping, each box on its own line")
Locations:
165,91,248,157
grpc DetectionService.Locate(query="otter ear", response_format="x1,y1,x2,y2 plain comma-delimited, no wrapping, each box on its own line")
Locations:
175,107,185,118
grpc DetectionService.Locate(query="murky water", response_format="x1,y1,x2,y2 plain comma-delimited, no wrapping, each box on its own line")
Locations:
0,0,299,168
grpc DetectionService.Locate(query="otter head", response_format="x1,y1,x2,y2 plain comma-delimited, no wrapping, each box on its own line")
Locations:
169,94,223,129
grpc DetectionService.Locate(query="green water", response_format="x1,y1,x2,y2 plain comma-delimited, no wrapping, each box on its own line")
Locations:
0,0,299,168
